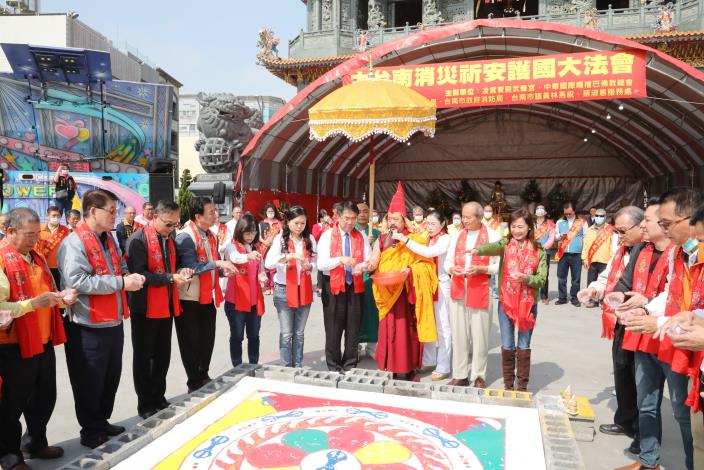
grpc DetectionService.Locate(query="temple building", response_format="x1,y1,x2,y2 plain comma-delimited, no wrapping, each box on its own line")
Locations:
260,0,704,89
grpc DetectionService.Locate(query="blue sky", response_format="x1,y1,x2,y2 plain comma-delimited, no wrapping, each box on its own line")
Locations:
44,0,305,100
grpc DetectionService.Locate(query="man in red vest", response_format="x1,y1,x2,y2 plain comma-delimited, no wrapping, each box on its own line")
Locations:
0,207,77,470
317,200,371,372
445,201,501,388
126,200,193,419
175,197,236,393
58,190,146,449
617,188,704,470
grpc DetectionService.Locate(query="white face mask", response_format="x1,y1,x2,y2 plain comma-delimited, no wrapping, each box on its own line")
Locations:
535,208,546,217
414,215,423,223
484,212,493,219
372,216,379,224
594,216,605,225
48,216,60,226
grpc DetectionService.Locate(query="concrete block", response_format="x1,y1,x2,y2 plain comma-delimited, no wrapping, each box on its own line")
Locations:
430,384,482,403
338,375,387,393
221,371,247,385
254,365,300,382
94,429,154,466
347,368,393,380
571,422,596,442
226,363,261,377
59,453,109,470
536,393,568,414
293,370,341,388
479,388,534,408
199,376,238,397
383,380,432,398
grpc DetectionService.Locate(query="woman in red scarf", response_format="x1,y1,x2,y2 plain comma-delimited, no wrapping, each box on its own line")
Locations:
264,206,316,367
223,213,266,367
473,208,548,391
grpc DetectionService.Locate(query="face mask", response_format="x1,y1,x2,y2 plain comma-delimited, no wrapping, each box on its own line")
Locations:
453,218,461,226
682,238,698,254
594,216,605,225
61,170,68,176
49,216,59,225
535,208,546,217
414,215,423,223
484,212,492,219
267,212,275,218
372,216,379,224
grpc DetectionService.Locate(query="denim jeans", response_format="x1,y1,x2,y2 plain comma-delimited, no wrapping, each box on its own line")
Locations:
635,351,693,469
498,303,536,350
273,284,311,367
224,301,261,367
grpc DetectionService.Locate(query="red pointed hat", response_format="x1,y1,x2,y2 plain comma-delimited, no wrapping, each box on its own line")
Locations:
388,181,407,217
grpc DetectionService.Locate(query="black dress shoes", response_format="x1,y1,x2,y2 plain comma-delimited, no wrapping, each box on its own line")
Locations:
599,423,631,436
80,434,109,449
105,424,125,436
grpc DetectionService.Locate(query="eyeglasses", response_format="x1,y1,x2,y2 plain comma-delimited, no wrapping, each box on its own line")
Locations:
615,223,638,235
159,217,179,228
95,206,117,215
657,216,690,232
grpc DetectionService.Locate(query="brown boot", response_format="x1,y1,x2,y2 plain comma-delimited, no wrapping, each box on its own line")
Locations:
501,348,516,390
516,348,532,391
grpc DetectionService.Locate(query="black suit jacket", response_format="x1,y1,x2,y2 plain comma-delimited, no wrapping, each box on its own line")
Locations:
126,229,179,316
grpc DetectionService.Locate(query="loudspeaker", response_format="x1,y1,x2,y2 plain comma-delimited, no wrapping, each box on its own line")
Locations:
212,181,226,204
149,173,174,204
145,159,174,174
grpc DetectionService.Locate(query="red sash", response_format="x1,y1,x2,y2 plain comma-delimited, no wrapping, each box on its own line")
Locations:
622,244,672,353
38,224,69,258
329,228,364,295
75,221,129,323
500,238,540,332
233,242,265,315
534,220,555,242
217,223,228,247
285,238,313,308
0,242,65,358
188,221,223,307
450,226,490,309
258,220,281,256
686,257,704,412
555,218,585,260
144,224,181,319
587,224,615,267
600,245,627,340
658,248,695,375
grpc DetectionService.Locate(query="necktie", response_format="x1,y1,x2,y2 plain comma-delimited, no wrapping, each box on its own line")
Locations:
344,232,352,284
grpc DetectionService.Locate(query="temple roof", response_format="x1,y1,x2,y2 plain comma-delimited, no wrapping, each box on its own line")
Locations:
625,30,704,42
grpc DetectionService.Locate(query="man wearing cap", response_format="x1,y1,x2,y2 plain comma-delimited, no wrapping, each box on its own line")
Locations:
582,208,619,308
367,182,438,381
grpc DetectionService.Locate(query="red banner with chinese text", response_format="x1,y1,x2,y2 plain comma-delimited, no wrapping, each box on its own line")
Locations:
344,49,646,108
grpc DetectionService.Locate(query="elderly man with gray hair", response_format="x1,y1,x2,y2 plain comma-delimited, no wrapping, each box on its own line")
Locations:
579,205,645,455
0,208,77,470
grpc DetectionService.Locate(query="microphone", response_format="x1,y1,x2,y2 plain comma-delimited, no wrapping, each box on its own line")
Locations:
390,229,397,247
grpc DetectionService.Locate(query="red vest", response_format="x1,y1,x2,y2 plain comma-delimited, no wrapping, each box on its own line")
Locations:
450,226,490,309
74,221,129,323
329,228,364,295
233,242,265,316
144,224,181,319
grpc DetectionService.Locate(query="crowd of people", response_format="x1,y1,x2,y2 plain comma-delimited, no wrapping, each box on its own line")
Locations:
1,177,704,470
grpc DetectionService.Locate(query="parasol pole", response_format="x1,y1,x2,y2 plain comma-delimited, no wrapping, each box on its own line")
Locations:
368,135,375,240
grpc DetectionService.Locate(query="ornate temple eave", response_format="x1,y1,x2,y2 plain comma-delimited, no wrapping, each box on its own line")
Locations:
257,53,352,86
626,31,704,68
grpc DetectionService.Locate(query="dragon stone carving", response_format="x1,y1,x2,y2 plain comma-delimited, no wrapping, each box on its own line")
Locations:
195,92,256,174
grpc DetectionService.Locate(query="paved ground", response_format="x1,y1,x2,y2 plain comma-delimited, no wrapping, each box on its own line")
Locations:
28,266,687,469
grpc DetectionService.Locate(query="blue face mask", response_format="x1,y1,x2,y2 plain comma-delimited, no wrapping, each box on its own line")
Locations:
682,238,698,254
453,218,461,226
594,216,605,225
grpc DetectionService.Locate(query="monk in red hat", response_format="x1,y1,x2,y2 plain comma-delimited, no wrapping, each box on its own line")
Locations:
367,182,438,381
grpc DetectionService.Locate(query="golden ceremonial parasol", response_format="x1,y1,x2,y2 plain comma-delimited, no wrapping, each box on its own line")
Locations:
308,72,437,237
